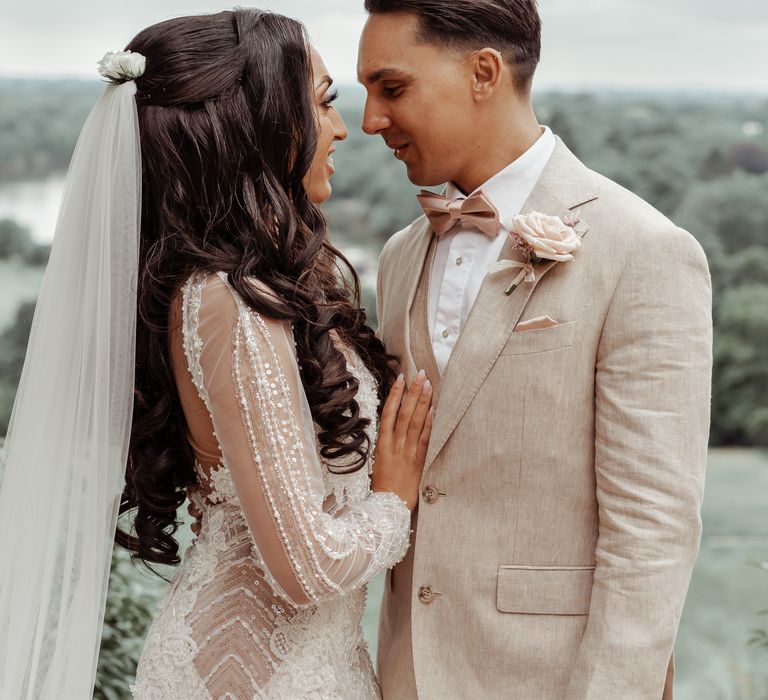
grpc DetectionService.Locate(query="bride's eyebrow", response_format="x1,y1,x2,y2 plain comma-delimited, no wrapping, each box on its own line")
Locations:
315,75,333,92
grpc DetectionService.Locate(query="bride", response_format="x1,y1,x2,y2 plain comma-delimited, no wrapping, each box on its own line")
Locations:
0,8,432,699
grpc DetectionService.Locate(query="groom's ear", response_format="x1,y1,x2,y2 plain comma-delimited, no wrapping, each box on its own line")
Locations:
470,48,505,102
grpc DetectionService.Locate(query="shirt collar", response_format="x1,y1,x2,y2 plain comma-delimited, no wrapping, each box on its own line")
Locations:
445,125,556,232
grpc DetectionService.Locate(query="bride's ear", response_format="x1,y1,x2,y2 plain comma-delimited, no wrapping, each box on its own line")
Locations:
470,48,504,102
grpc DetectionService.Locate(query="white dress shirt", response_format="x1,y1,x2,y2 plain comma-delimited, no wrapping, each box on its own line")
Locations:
428,126,556,374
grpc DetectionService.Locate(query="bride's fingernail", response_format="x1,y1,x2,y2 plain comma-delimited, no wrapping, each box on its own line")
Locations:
396,373,404,385
423,380,431,393
417,369,426,379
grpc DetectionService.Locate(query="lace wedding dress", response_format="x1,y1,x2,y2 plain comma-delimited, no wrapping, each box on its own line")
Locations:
130,272,411,699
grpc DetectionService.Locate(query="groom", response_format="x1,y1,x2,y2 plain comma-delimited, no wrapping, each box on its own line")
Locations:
358,1,712,698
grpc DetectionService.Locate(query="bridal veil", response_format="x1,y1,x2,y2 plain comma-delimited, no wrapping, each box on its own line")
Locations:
0,79,141,698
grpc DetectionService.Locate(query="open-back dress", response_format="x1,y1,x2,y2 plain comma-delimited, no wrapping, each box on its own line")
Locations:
130,272,411,699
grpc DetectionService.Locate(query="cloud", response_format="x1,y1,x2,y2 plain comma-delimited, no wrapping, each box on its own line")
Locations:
0,0,765,91
536,0,768,90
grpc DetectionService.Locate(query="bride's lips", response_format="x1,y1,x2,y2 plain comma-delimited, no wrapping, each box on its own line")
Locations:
326,149,336,175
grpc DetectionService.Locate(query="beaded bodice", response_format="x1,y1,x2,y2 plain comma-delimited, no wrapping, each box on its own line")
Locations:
131,272,411,699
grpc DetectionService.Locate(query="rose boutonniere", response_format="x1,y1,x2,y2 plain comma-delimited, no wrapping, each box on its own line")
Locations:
495,212,582,295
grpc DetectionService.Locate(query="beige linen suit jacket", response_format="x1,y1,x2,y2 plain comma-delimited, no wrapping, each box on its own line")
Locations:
375,138,712,699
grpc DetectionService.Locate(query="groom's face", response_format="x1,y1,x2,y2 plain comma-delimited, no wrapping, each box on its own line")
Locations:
358,11,476,187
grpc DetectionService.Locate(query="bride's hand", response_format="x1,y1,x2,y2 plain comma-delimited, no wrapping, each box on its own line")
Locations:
371,370,434,511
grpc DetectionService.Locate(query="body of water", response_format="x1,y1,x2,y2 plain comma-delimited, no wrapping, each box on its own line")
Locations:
0,175,66,244
0,179,381,287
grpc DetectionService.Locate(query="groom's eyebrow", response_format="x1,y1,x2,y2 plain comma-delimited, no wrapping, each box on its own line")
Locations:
359,67,410,85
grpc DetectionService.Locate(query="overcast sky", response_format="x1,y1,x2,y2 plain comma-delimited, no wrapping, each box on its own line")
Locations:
1,0,766,91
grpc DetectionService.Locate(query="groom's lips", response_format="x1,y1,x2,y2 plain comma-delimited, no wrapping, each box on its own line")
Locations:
389,143,410,160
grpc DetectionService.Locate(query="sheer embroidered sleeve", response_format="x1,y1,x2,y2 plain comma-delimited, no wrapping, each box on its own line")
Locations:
182,273,411,607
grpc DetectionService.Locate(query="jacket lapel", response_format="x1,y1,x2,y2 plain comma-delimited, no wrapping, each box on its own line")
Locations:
385,216,432,378
424,139,597,470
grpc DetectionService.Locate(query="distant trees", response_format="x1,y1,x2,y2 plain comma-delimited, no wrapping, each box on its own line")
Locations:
0,301,35,434
327,98,424,243
713,284,768,444
673,173,768,445
94,546,162,699
0,82,766,446
675,173,768,258
0,219,33,259
732,143,768,175
327,91,768,447
0,79,101,182
0,218,50,266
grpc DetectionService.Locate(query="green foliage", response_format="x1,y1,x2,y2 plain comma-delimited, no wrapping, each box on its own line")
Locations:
23,242,51,266
675,172,768,262
0,218,50,265
0,218,34,260
0,300,36,434
94,547,163,699
711,284,768,445
672,173,768,445
0,79,101,182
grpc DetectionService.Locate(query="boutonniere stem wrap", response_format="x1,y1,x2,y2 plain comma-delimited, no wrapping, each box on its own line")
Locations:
498,211,582,295
487,259,538,295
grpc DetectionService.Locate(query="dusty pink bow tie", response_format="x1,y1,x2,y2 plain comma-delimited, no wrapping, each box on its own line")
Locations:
417,189,500,238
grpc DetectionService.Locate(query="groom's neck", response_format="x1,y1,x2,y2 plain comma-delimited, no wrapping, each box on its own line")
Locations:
453,101,543,195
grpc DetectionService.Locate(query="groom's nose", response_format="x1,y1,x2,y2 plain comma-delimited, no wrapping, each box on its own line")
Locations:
361,99,392,136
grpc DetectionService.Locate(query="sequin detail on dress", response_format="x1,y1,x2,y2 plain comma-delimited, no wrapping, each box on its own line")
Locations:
131,272,410,699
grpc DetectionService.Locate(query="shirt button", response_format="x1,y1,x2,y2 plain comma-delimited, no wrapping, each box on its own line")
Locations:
422,485,439,504
455,257,463,266
418,586,435,604
441,329,449,339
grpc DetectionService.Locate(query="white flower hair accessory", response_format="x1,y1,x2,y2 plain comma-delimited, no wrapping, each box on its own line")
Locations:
97,50,146,81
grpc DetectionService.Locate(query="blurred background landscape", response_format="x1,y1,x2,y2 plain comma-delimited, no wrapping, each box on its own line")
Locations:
1,8,768,695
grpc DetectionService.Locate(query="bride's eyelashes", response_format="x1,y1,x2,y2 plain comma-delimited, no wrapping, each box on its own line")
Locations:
321,88,339,109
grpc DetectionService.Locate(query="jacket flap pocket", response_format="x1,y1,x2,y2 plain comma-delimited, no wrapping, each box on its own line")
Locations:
496,565,594,616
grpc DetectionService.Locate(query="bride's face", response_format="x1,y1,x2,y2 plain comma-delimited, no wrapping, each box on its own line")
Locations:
304,48,348,204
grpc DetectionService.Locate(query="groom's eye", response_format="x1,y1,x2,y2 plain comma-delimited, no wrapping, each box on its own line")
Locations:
382,84,404,98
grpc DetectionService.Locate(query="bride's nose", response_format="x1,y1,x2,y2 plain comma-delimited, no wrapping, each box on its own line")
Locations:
331,109,348,142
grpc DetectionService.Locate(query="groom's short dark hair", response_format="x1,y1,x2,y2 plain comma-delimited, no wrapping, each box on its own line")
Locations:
363,0,542,91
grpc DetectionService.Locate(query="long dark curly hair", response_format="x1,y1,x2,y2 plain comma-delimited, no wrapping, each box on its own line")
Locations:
114,8,397,573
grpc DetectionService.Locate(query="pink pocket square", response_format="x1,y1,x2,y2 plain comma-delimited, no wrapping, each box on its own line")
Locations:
514,315,561,332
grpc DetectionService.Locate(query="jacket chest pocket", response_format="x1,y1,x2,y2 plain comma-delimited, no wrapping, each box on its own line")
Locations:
496,564,594,616
499,320,578,356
